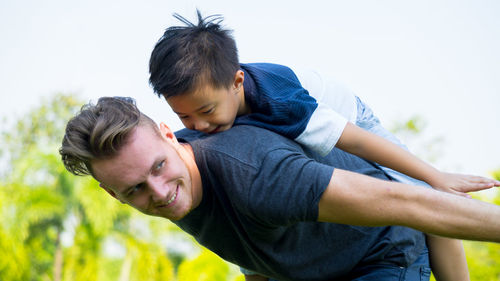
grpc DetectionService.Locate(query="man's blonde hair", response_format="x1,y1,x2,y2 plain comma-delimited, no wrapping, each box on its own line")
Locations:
60,97,158,176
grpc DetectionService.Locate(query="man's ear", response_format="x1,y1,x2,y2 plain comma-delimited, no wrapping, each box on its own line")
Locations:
159,122,178,144
233,70,244,92
99,183,124,203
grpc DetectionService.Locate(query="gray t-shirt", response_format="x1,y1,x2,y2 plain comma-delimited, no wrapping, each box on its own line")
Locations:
174,126,425,281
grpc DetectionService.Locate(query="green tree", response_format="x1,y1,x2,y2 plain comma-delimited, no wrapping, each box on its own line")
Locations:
0,93,243,280
390,115,445,164
0,94,125,280
392,117,500,281
463,169,500,281
177,248,242,281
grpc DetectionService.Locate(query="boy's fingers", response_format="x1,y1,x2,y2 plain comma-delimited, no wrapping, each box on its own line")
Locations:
470,176,500,186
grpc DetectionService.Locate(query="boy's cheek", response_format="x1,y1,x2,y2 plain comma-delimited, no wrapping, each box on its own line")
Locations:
180,119,192,129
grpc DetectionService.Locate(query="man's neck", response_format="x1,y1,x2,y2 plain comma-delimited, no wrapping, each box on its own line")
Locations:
179,142,203,204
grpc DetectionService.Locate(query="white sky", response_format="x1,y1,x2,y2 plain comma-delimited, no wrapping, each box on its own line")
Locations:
1,0,499,176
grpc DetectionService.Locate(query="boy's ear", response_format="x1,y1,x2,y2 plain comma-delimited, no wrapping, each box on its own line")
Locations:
233,70,244,91
159,122,178,144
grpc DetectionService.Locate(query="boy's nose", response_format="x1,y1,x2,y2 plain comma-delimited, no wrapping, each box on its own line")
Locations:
193,120,210,131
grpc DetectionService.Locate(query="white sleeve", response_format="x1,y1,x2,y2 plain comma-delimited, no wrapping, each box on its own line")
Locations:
293,68,358,156
295,102,348,156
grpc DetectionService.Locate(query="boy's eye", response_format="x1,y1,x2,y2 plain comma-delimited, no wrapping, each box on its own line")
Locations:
202,107,214,114
178,115,189,119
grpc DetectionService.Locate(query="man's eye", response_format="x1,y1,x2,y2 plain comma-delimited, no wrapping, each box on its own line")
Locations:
128,185,142,197
179,115,189,119
155,160,165,171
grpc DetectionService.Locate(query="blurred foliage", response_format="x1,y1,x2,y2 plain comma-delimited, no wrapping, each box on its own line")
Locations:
390,115,445,165
396,117,500,281
462,170,500,281
0,95,498,280
177,249,241,281
0,93,242,281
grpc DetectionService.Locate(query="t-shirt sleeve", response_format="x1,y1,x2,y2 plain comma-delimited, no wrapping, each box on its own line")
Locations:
246,148,334,227
293,68,357,156
294,102,348,157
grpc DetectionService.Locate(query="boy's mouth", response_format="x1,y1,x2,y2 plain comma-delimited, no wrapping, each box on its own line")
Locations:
209,126,222,134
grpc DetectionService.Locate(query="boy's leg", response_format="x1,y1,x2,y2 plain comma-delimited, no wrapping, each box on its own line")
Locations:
427,235,470,281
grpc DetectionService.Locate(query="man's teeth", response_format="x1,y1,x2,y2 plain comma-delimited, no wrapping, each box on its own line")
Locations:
167,190,177,204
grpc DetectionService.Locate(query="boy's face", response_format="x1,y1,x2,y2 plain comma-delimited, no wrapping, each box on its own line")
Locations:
91,124,202,221
166,71,247,134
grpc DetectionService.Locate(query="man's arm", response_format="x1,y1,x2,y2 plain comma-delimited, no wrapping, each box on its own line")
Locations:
318,169,500,242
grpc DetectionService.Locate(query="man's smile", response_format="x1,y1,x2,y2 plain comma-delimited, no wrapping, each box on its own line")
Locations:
164,185,179,207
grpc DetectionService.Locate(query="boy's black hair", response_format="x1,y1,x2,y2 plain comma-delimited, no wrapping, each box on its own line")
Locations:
149,10,239,98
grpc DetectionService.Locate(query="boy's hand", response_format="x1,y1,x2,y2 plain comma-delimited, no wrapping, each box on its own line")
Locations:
431,172,500,198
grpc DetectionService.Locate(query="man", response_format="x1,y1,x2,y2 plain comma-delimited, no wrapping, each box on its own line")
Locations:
60,97,500,281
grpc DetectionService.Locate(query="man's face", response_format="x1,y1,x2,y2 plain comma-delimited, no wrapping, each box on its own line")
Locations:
166,70,247,134
91,124,201,221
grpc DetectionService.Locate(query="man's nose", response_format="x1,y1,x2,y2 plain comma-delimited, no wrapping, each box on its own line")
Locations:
147,177,168,202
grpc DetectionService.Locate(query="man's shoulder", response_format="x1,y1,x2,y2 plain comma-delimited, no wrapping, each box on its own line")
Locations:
217,125,299,145
174,128,206,141
177,126,303,161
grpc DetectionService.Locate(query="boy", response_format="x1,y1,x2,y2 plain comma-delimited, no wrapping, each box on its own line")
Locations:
148,11,499,281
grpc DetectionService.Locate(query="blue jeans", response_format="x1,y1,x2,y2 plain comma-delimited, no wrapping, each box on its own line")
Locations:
241,248,430,281
348,248,431,281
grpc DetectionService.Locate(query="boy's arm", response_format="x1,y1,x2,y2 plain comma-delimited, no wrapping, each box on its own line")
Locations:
336,122,499,196
317,168,500,242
